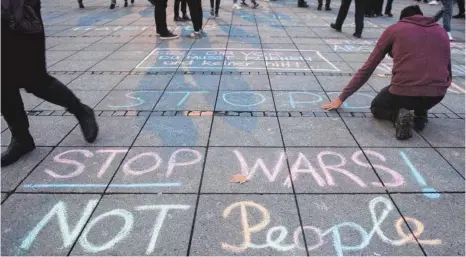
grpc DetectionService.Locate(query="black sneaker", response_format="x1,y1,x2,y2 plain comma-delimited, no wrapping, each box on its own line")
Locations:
110,3,115,9
252,3,259,8
210,8,215,17
183,15,191,21
317,5,322,10
160,32,179,39
187,31,202,39
395,108,413,140
353,32,361,38
78,2,85,8
414,116,428,131
453,13,465,19
124,1,128,7
215,13,220,18
385,12,393,17
1,135,36,167
76,104,99,143
174,16,184,21
325,6,331,10
330,23,341,32
298,1,309,7
131,0,134,3
241,1,249,6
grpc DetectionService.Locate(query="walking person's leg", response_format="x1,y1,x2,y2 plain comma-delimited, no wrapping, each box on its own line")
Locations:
384,0,393,16
78,0,85,8
175,0,183,20
325,0,332,10
187,0,202,38
215,0,222,15
210,0,215,16
318,0,324,9
110,0,116,9
453,0,465,18
354,0,365,37
250,0,259,8
156,0,178,38
375,0,384,15
331,0,352,31
182,0,190,20
442,0,453,39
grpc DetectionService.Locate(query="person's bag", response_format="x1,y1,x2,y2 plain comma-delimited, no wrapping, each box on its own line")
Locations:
2,0,43,34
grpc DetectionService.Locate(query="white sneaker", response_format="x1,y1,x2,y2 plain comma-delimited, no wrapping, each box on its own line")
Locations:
233,3,241,9
428,0,439,5
447,32,454,41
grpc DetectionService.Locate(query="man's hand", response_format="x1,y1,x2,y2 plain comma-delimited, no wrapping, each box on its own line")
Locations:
321,98,343,111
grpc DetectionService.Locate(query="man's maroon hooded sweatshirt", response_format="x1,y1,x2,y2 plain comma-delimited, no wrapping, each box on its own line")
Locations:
339,15,451,101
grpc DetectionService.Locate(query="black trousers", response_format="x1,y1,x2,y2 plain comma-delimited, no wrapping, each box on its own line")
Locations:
154,0,169,35
210,0,221,13
458,0,465,13
174,0,187,17
335,0,365,34
187,0,203,32
370,86,444,121
318,0,331,7
1,1,84,139
384,0,393,14
374,0,383,15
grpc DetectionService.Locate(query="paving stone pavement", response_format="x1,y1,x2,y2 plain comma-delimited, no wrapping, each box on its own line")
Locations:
1,0,465,255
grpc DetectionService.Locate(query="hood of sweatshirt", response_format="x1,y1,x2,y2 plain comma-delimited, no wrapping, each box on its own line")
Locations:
399,15,438,27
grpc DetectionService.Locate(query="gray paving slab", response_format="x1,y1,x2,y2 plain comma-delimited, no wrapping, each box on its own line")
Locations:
269,75,322,91
70,194,196,255
297,194,424,256
34,91,108,111
202,147,292,193
154,90,217,111
60,117,146,147
18,147,128,193
166,74,220,91
216,91,275,111
20,90,45,110
419,118,465,147
1,116,77,147
286,147,384,193
1,193,7,202
53,72,83,85
66,51,113,61
95,90,162,111
220,75,271,91
317,75,374,92
108,147,204,193
274,91,329,112
114,74,173,90
391,193,465,256
343,118,429,147
439,94,465,114
67,74,126,91
210,117,282,146
48,59,101,71
364,148,464,195
436,148,465,177
1,117,7,132
280,117,357,147
1,147,52,192
1,194,101,256
134,116,211,146
89,60,142,72
191,194,306,256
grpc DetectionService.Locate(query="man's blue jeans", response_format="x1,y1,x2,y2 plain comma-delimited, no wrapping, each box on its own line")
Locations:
434,0,453,32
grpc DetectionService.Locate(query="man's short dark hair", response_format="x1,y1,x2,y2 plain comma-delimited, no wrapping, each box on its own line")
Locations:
400,5,423,20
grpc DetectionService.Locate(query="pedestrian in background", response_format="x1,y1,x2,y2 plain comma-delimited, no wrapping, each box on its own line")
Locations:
110,0,134,9
1,0,99,167
331,0,365,38
175,0,191,21
210,0,220,17
317,0,332,10
385,0,394,17
453,0,465,18
433,0,454,40
187,0,203,38
151,0,179,39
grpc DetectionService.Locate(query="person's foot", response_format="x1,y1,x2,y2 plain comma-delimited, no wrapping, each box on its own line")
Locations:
210,8,215,17
79,2,85,8
353,32,361,38
448,32,454,41
187,31,202,39
325,6,331,10
453,13,465,19
330,23,341,32
233,3,242,9
1,134,36,167
110,3,115,9
385,12,393,17
428,0,439,5
183,15,191,21
124,1,128,7
414,115,428,131
215,13,220,18
317,5,322,10
375,13,383,17
76,104,99,143
298,1,309,7
174,16,184,21
423,0,428,3
240,1,248,6
365,14,372,17
395,108,413,140
252,3,259,8
160,32,179,39
131,0,134,3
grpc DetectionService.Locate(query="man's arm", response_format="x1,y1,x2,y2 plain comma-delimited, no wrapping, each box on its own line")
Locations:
338,28,394,102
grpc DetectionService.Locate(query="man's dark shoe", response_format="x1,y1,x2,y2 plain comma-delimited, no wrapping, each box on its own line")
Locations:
330,23,341,32
252,3,259,8
131,0,134,3
325,6,332,10
215,13,220,17
124,1,128,7
1,135,36,167
210,8,215,17
110,3,116,9
317,5,322,10
298,1,309,7
174,16,184,21
241,1,248,6
76,104,99,143
353,32,361,38
79,2,85,8
385,12,393,17
395,108,413,140
160,32,179,39
183,15,191,21
453,13,465,19
414,116,428,131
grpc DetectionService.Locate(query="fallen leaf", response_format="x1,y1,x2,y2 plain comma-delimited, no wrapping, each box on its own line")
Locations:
230,174,248,184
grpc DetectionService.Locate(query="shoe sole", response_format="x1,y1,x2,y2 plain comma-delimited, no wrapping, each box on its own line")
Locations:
395,109,413,140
